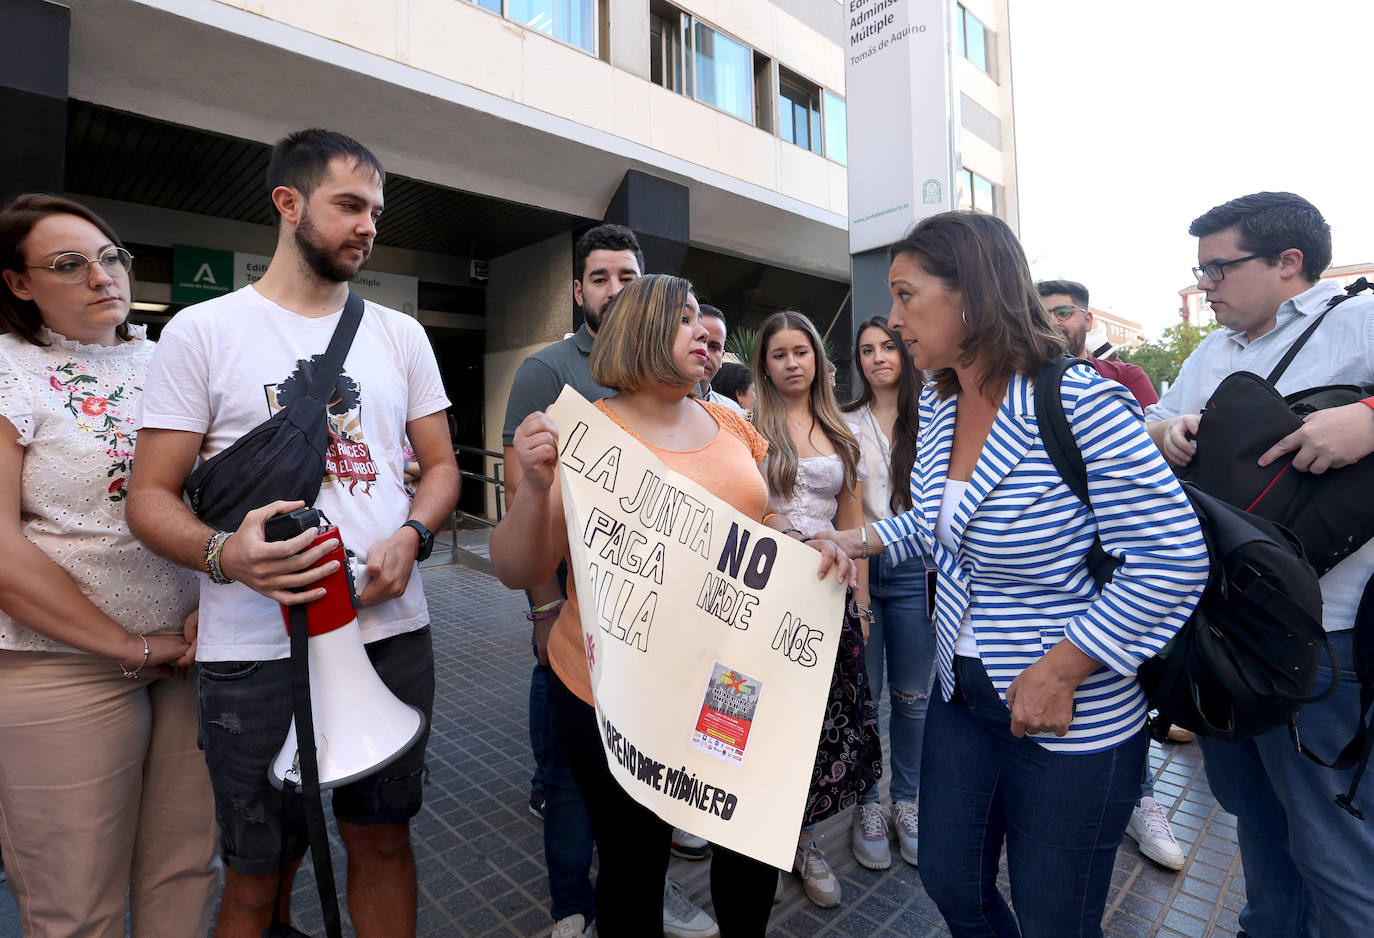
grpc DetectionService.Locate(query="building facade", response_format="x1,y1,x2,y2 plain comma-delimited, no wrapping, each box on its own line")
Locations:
3,0,1018,519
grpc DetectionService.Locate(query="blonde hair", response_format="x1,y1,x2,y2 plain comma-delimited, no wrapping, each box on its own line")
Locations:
752,310,859,500
589,274,697,392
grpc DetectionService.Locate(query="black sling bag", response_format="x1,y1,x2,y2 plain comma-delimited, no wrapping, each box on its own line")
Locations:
184,291,364,531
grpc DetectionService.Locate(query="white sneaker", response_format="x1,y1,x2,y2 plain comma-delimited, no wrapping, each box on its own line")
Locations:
1125,796,1186,871
664,877,719,938
794,840,841,908
851,802,892,869
551,912,593,938
891,800,919,867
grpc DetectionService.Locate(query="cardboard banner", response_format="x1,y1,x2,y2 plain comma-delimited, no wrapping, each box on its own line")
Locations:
547,388,846,870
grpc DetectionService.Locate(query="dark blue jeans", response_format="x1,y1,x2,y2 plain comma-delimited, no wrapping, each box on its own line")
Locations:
1197,628,1374,938
918,656,1145,938
529,661,596,922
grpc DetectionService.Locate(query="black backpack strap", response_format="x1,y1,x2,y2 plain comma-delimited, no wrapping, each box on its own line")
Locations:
1266,277,1372,386
307,291,365,404
1034,357,1119,587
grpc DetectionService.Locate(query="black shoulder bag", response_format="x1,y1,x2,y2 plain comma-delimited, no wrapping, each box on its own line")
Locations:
185,292,364,531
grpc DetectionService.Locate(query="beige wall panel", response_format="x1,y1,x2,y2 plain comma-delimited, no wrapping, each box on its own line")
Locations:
612,69,655,148
521,38,615,127
648,86,721,170
715,117,780,191
408,0,524,100
231,0,399,58
778,143,831,208
777,11,844,92
827,161,847,216
957,59,1002,115
960,134,1004,185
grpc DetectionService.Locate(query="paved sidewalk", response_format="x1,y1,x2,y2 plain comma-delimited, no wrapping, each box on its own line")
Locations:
0,558,1246,938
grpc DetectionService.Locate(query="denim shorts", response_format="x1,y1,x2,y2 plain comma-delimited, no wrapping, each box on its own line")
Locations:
197,626,434,875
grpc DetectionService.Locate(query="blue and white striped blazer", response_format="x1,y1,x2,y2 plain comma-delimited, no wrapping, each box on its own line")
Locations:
873,365,1208,753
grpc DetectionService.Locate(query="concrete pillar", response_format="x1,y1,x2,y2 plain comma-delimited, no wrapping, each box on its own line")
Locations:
482,230,575,518
604,169,690,280
0,0,69,200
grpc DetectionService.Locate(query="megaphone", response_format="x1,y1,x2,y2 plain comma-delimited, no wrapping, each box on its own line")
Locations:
264,508,426,790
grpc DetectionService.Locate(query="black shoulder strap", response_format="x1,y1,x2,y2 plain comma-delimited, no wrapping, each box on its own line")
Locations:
307,291,365,403
1034,356,1119,587
1266,277,1373,386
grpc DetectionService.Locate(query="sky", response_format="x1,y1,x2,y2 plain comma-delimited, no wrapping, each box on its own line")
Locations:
1008,0,1374,338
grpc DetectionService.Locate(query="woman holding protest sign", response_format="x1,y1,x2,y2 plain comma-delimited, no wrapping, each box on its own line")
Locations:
751,310,882,910
840,317,933,873
812,211,1208,938
0,195,218,937
492,274,856,937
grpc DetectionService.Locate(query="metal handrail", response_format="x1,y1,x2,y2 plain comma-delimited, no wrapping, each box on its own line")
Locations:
455,442,504,528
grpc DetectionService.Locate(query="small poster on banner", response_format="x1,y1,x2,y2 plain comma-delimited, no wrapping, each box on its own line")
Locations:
691,663,763,765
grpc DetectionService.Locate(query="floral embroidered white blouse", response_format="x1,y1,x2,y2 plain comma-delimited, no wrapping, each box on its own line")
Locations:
0,326,195,652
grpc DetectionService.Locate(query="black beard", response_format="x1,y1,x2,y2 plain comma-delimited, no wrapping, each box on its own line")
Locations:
295,213,361,283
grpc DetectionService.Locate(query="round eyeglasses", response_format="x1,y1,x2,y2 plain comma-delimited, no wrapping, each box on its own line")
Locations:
26,248,134,284
1046,304,1087,320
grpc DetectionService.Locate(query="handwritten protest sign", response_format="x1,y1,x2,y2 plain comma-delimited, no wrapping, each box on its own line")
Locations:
548,388,845,870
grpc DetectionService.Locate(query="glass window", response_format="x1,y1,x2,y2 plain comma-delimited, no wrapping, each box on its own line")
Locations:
474,0,501,11
957,5,989,73
959,168,996,213
650,10,687,93
958,169,974,210
693,22,753,122
780,76,821,154
508,0,596,53
823,92,847,165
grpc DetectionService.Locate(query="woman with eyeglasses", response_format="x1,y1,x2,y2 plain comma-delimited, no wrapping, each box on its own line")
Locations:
0,195,218,937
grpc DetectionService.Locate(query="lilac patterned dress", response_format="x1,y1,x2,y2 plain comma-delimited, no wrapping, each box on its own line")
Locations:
769,454,882,824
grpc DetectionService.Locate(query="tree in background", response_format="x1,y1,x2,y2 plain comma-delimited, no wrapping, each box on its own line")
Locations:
1120,321,1219,390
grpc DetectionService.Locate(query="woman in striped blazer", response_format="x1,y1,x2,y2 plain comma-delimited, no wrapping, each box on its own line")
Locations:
816,212,1208,938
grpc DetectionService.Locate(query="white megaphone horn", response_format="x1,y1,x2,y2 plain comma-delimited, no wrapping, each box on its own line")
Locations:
263,508,426,790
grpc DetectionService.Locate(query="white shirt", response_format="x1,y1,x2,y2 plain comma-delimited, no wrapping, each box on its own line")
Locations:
703,388,746,416
0,328,197,651
936,478,977,658
1146,280,1374,632
138,286,450,661
845,405,895,525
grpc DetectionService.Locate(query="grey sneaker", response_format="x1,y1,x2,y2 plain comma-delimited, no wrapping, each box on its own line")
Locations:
794,841,841,908
892,800,919,867
851,802,892,869
551,912,592,938
664,877,719,938
670,828,712,861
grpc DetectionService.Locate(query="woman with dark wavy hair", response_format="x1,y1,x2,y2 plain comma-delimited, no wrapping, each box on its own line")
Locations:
840,317,933,872
815,211,1207,937
0,194,217,936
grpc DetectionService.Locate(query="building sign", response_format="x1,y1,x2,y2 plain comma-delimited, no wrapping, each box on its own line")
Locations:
843,0,955,254
234,253,419,316
171,245,233,304
548,388,845,869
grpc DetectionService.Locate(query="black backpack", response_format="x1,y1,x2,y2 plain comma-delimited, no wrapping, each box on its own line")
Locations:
1035,357,1335,744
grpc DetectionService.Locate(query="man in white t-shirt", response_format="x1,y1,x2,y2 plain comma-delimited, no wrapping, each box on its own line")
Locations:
128,129,458,938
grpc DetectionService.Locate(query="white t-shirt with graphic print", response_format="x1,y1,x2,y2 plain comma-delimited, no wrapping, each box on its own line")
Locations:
138,285,450,662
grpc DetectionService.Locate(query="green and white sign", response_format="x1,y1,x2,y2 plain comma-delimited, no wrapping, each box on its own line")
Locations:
171,245,233,304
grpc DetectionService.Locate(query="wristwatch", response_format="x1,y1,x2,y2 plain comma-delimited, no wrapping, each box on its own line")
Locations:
402,520,434,562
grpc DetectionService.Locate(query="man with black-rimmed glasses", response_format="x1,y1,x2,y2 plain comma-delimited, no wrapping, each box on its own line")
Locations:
1146,192,1374,938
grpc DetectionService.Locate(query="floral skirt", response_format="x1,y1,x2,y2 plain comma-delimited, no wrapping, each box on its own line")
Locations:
802,591,882,825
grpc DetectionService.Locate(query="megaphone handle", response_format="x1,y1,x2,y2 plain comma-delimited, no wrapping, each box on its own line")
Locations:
279,604,344,938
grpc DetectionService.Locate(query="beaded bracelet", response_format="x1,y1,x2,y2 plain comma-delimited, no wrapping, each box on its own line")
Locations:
204,531,234,585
